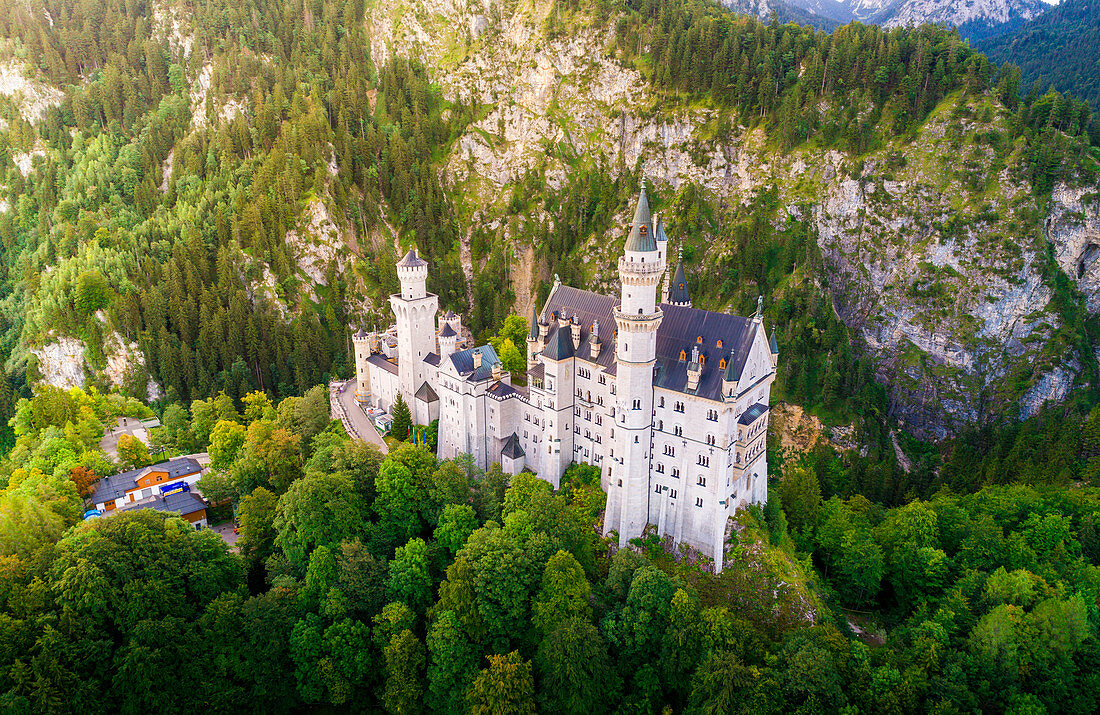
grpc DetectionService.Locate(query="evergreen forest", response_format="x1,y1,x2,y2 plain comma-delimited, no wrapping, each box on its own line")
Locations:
0,0,1099,712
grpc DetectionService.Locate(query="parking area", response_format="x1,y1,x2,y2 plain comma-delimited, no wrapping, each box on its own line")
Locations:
212,521,240,549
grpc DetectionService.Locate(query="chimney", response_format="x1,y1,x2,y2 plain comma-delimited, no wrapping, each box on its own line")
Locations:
590,320,601,360
539,318,549,340
473,350,483,371
492,361,502,381
686,346,701,392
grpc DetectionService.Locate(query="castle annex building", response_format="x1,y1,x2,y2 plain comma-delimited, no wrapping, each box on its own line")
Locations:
353,185,777,570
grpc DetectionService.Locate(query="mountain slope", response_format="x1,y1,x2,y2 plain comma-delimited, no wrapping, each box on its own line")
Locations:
980,0,1100,111
784,0,1051,40
369,0,1100,439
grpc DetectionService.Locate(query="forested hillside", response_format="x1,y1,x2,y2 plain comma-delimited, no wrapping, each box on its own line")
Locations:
980,0,1100,111
0,0,1096,447
1,384,1099,712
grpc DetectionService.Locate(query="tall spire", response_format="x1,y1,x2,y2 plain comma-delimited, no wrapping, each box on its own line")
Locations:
668,245,691,307
624,178,656,252
528,305,539,341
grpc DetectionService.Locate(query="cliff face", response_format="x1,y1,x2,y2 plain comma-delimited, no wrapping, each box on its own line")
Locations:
367,0,1100,440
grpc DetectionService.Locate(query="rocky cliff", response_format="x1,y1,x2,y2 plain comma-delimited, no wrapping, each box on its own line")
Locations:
367,0,1100,439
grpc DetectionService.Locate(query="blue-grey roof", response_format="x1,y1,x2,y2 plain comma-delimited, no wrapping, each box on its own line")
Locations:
624,184,656,253
769,330,779,354
367,354,398,375
540,285,758,402
397,248,428,268
739,403,769,425
541,323,575,361
528,306,539,340
424,353,441,366
501,432,525,459
89,457,203,504
130,491,207,517
654,306,755,401
415,381,438,402
440,323,456,338
448,344,501,381
655,215,668,243
488,381,519,398
668,260,690,305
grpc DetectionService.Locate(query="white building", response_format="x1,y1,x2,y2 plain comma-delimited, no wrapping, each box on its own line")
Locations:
353,183,777,570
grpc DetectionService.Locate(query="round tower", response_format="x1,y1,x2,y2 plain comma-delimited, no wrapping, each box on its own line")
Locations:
390,247,439,404
352,327,372,404
609,179,665,545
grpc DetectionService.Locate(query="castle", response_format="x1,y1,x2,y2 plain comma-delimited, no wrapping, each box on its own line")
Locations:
353,184,777,571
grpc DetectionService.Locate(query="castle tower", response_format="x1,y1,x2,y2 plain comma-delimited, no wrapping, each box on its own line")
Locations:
353,327,372,404
439,322,458,364
668,246,692,307
608,180,664,545
390,248,439,406
526,305,540,371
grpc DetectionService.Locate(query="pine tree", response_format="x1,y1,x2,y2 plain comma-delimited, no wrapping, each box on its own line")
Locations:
391,393,412,441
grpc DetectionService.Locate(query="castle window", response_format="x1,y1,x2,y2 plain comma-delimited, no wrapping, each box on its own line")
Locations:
698,476,706,486
659,396,665,408
657,420,663,430
698,455,710,467
598,375,606,385
717,339,723,349
699,355,706,366
706,435,716,446
656,463,664,473
696,336,703,344
635,436,639,443
719,358,726,370
633,399,641,410
672,469,679,479
696,497,703,508
655,485,662,493
707,409,718,421
670,489,677,498
678,350,686,362
674,425,683,437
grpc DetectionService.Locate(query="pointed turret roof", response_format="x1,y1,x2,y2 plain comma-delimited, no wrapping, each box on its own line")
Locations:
723,347,739,383
769,330,779,354
668,250,690,306
501,432,525,459
624,179,656,253
397,247,428,268
655,215,668,243
528,305,539,341
440,323,456,338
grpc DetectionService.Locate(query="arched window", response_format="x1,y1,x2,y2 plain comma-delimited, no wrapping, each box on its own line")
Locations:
696,336,703,344
719,358,726,370
678,350,686,361
699,355,706,366
716,339,723,349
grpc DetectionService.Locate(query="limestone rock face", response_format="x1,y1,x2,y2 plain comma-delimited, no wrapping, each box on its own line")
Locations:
32,338,86,390
366,0,1099,439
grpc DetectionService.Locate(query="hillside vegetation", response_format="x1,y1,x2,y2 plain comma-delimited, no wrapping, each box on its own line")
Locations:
980,0,1100,112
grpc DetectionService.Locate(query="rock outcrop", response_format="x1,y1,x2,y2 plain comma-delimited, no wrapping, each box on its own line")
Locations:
367,0,1100,439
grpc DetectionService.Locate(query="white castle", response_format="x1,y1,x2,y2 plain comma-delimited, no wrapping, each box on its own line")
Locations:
353,184,777,570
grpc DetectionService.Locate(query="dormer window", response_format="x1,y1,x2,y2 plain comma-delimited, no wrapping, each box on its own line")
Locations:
640,226,647,235
699,355,706,366
716,339,723,349
679,350,686,362
696,336,703,344
719,358,726,370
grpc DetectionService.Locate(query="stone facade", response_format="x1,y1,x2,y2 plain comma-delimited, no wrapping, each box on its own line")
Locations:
353,186,777,570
